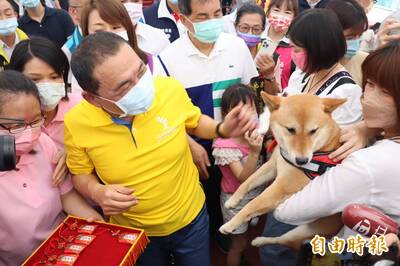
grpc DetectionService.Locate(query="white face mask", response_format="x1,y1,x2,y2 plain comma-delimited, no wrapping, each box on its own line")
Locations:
124,2,143,24
36,82,66,111
116,30,129,42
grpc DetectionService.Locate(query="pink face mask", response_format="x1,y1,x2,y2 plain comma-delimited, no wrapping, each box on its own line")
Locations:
291,50,307,71
361,86,399,129
268,13,292,34
14,127,41,156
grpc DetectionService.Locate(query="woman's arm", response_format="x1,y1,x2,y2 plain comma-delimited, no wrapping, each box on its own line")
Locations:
61,188,103,221
273,154,372,225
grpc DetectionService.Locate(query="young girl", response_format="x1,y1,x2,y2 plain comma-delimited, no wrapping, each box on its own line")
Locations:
212,84,264,266
264,0,299,89
0,70,102,265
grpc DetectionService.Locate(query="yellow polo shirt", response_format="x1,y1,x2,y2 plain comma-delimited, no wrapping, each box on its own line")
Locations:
64,77,205,236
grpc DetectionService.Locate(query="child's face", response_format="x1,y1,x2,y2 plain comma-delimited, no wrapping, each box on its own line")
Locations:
269,3,295,20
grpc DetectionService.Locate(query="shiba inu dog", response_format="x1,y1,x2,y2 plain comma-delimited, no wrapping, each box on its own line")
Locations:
219,92,346,249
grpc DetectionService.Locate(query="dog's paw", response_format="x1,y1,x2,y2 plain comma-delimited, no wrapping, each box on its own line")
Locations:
251,237,276,247
219,223,235,235
224,197,241,209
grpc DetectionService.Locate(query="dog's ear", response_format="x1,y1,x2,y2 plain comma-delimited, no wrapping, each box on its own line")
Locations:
261,91,281,111
321,98,347,113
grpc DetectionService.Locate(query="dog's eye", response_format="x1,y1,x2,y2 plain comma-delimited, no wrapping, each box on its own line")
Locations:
309,128,318,135
286,127,296,134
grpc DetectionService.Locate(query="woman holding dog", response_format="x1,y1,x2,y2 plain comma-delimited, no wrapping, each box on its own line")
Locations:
285,9,363,127
273,40,400,242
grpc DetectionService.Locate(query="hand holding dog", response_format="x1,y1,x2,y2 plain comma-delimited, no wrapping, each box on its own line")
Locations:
220,104,258,138
245,130,263,155
91,184,138,216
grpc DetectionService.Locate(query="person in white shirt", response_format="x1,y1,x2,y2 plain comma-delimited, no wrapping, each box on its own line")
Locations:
285,9,363,127
122,0,170,55
274,41,400,241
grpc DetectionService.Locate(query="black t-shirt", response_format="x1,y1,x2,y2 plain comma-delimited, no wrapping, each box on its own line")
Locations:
18,6,75,47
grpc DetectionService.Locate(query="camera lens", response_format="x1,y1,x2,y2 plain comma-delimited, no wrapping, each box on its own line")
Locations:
0,135,16,171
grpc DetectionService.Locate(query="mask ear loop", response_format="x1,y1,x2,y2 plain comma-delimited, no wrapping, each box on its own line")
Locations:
92,94,127,118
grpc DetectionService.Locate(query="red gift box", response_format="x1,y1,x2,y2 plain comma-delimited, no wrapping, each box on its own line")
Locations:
22,215,149,266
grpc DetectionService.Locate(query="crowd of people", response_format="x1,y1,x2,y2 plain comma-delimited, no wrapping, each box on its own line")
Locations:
0,0,399,265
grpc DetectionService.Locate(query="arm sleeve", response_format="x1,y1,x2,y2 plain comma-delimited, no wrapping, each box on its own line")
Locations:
212,148,243,165
42,134,74,195
328,83,363,127
62,10,75,38
273,154,373,225
64,121,95,175
172,79,201,129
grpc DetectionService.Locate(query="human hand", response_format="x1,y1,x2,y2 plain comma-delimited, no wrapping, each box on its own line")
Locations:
52,150,68,186
245,130,263,154
377,19,400,48
189,139,210,179
255,53,276,78
91,184,138,216
220,104,258,138
329,122,370,162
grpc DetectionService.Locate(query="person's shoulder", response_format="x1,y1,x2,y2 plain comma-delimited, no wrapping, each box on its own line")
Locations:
158,34,187,56
154,76,184,92
18,14,30,24
37,132,58,159
64,100,91,125
65,93,83,107
220,32,247,47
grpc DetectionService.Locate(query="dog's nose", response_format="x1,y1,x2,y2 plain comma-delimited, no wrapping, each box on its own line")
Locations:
295,157,309,165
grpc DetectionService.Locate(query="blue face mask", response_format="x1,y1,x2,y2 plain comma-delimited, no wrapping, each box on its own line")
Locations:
21,0,41,8
169,0,178,4
345,38,361,58
237,31,261,47
97,68,155,117
188,17,224,44
0,17,18,36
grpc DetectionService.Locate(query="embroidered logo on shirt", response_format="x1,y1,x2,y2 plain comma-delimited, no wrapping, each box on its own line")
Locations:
156,116,177,141
229,64,235,68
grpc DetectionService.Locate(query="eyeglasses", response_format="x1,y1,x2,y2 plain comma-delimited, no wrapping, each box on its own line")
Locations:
0,117,45,134
237,24,264,35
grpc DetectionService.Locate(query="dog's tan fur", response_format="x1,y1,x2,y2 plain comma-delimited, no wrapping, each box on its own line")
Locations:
219,92,346,249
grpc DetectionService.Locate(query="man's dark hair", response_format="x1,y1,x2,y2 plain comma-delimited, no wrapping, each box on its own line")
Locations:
178,0,213,16
288,9,346,74
0,70,40,114
6,0,18,14
71,32,127,94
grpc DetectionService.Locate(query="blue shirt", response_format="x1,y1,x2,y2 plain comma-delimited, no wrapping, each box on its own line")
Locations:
18,7,75,47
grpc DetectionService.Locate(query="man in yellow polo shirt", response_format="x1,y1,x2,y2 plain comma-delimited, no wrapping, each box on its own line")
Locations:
65,32,256,266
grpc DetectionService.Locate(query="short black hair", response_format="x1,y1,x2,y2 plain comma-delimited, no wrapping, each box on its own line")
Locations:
178,0,214,16
7,37,70,86
71,32,127,94
288,9,346,74
221,84,259,118
235,3,266,29
327,0,368,35
0,70,40,114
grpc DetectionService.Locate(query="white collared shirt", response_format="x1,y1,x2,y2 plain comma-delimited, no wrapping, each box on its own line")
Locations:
136,22,170,55
153,32,258,121
0,33,19,60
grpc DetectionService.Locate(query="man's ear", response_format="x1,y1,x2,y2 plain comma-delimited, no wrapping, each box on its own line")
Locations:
82,91,101,108
321,98,347,113
179,14,193,32
261,91,281,111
